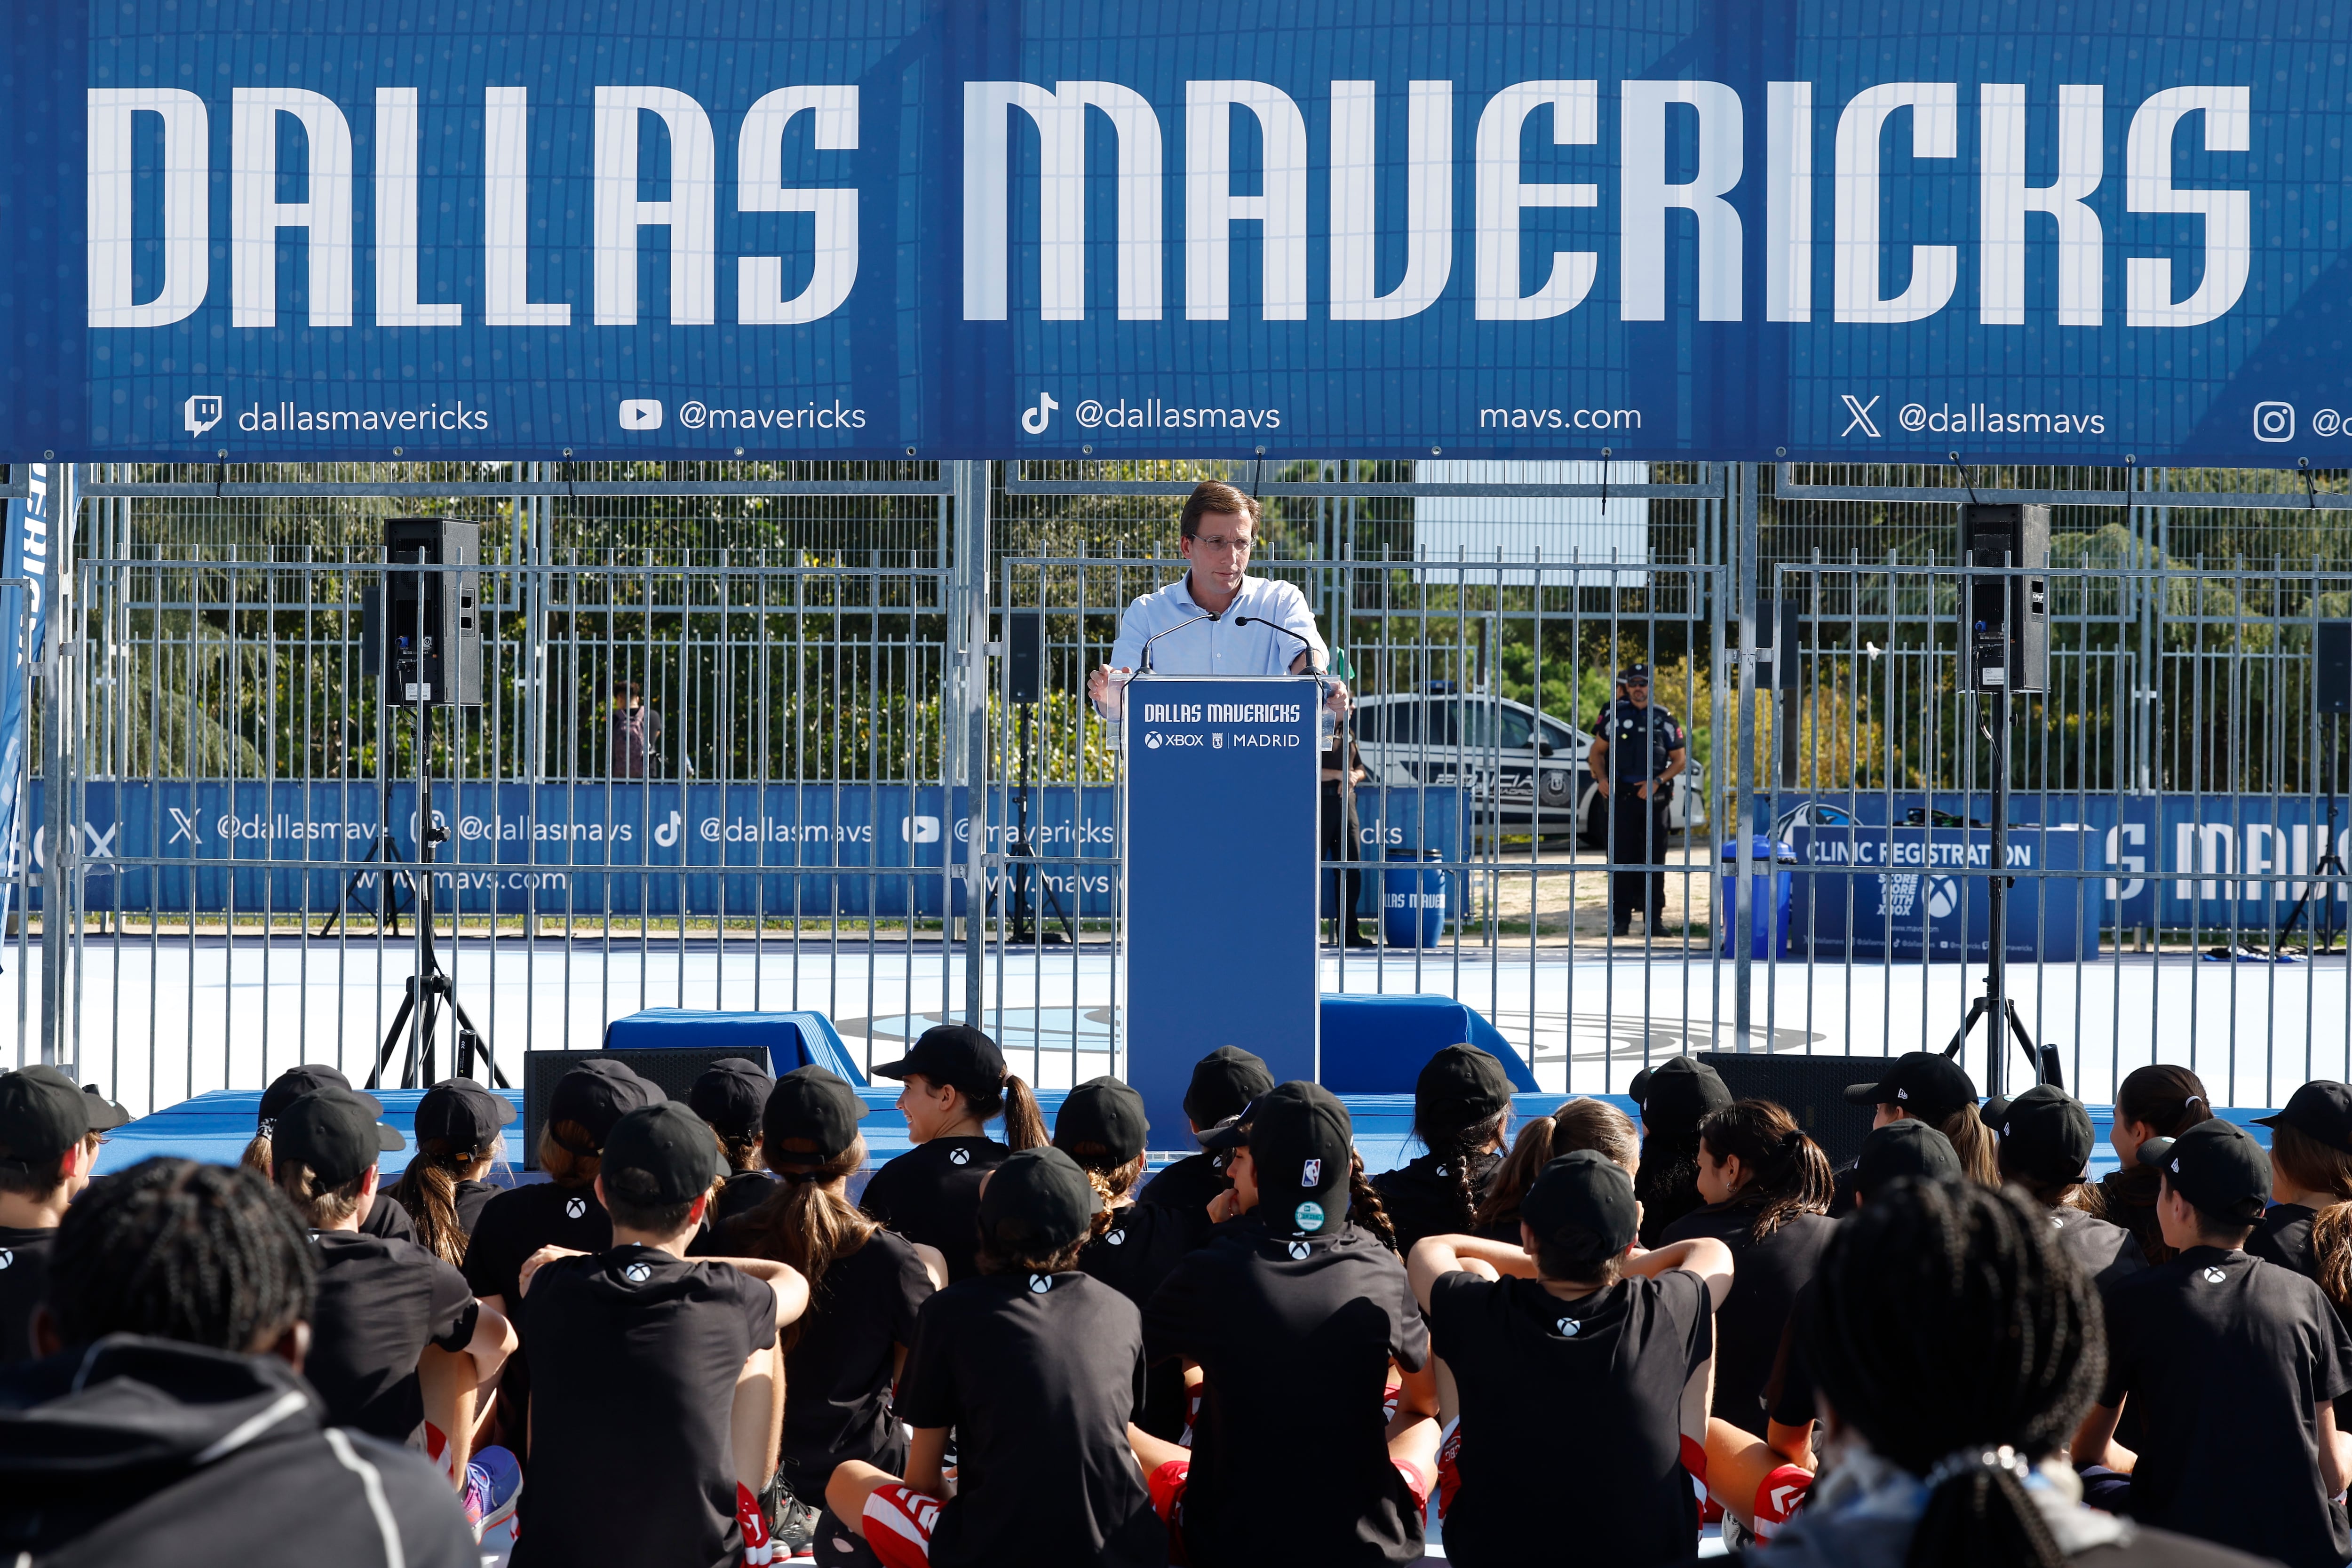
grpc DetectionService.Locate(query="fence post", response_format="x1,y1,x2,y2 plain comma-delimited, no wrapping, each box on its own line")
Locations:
954,461,991,1026
1734,462,1758,1048
39,467,74,1069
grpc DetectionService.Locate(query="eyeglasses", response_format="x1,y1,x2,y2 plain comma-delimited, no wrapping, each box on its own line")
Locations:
1193,533,1254,554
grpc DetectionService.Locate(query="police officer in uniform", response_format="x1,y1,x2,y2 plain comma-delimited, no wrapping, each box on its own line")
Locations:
1588,664,1688,936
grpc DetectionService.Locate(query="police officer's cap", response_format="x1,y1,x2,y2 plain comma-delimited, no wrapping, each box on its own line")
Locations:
1620,663,1651,683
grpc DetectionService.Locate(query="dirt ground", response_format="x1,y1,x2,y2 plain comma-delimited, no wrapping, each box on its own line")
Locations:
1442,833,1730,950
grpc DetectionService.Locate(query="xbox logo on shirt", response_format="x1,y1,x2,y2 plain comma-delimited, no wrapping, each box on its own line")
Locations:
1028,1274,1052,1294
565,1197,588,1219
1556,1317,1581,1337
623,1261,653,1283
1105,1229,1127,1247
1287,1241,1311,1260
0,1250,15,1270
2202,1266,2228,1284
950,1147,971,1166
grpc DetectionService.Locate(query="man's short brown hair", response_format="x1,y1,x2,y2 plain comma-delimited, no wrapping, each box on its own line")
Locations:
1180,482,1260,540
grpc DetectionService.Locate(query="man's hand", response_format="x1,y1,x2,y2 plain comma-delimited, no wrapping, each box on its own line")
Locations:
518,1244,586,1297
1323,678,1351,717
1595,777,1612,799
1089,665,1128,717
1637,779,1656,801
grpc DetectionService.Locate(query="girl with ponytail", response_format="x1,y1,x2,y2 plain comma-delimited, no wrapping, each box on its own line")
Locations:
246,1064,422,1245
1661,1100,1836,1440
1739,1181,2190,1568
2251,1080,2352,1316
389,1079,516,1267
1372,1044,1515,1254
862,1024,1047,1282
1056,1075,1200,1439
1474,1098,1640,1237
2096,1064,2214,1266
712,1065,942,1553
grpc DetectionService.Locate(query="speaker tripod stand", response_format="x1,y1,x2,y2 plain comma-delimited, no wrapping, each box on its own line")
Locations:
2276,713,2346,957
1942,690,2066,1095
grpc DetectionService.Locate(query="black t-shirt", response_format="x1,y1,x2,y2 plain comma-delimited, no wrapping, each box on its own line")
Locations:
306,1229,479,1442
896,1270,1163,1568
1660,1204,1833,1438
2045,1205,2150,1296
512,1247,778,1568
0,1227,56,1367
2096,1171,2173,1266
706,1218,933,1495
1143,1216,1430,1568
2252,1202,2323,1282
859,1137,1009,1284
453,1179,500,1237
362,1193,418,1244
1429,1268,1711,1568
461,1180,612,1305
712,1171,779,1230
1765,1276,1817,1431
1079,1202,1209,1440
1371,1149,1501,1258
1137,1152,1226,1220
2100,1246,2352,1568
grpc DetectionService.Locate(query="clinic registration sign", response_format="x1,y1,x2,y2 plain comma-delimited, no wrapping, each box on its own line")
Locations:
1,0,2348,463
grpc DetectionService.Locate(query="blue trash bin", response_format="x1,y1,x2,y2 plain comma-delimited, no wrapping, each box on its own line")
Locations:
1382,848,1449,947
1719,837,1796,958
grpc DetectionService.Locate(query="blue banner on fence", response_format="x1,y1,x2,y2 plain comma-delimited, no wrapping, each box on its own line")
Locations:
1764,794,2352,933
20,780,1459,921
3,1,2350,463
0,466,64,938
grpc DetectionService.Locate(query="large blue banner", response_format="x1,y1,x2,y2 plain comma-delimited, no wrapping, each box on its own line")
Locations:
1,1,2346,462
0,466,64,939
17,777,1460,921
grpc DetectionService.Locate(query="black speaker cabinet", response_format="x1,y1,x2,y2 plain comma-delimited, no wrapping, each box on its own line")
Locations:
362,518,483,708
1696,1051,1885,1168
2319,621,2352,716
1960,503,2050,695
521,1047,763,1170
1006,609,1044,705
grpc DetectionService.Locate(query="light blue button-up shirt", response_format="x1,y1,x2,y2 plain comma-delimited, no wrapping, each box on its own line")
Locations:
1107,572,1328,675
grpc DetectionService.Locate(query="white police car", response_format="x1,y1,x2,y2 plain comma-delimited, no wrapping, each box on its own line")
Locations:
1351,688,1707,843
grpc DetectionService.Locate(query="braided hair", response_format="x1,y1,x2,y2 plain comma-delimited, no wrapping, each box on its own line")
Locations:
48,1157,316,1353
1804,1179,2104,1568
1346,1151,1398,1251
1696,1099,1834,1243
1409,1102,1509,1236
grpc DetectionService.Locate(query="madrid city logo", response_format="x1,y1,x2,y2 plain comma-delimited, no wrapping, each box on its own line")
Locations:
184,394,223,437
1021,391,1058,434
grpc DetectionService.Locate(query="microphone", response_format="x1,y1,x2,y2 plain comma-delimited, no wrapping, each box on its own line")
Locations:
1138,610,1219,673
1232,615,1318,668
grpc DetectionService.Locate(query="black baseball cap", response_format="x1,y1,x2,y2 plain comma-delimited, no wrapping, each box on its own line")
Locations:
546,1059,667,1152
1519,1151,1640,1264
257,1064,359,1130
1237,1081,1354,1237
871,1025,1005,1096
1416,1044,1513,1126
603,1102,726,1208
275,1089,405,1189
1184,1046,1274,1128
687,1057,773,1140
762,1065,869,1161
978,1146,1100,1256
1628,1056,1732,1130
414,1078,516,1150
0,1067,110,1166
1621,663,1651,684
80,1084,130,1132
1057,1076,1151,1163
2139,1118,2271,1225
1852,1120,1962,1201
1982,1085,2094,1186
1843,1051,1978,1124
2255,1081,2352,1156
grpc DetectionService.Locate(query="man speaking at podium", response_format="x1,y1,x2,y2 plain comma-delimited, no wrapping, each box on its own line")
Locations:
1086,482,1340,710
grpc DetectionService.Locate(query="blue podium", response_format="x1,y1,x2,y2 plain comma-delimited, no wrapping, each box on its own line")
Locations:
1123,676,1323,1142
